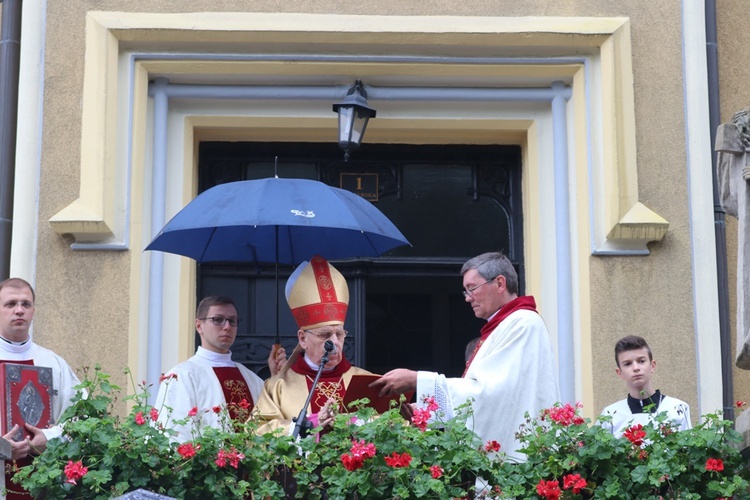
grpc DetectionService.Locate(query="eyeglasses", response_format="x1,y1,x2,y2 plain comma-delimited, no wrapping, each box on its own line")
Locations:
304,329,348,341
199,316,240,327
462,277,497,298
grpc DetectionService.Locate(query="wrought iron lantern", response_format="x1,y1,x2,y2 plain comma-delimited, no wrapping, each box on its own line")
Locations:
332,80,377,161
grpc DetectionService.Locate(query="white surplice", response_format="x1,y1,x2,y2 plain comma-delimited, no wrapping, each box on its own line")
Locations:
600,395,692,438
416,308,560,461
154,346,264,443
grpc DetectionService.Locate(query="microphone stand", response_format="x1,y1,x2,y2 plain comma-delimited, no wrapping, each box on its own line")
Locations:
292,340,334,439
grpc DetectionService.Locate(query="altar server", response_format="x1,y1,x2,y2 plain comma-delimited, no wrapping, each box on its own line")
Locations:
154,295,264,442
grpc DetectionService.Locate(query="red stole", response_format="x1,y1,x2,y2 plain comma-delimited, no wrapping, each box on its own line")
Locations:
211,367,254,421
0,359,34,500
462,296,538,377
290,355,351,413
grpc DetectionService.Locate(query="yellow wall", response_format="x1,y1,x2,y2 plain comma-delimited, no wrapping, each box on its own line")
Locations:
21,1,723,419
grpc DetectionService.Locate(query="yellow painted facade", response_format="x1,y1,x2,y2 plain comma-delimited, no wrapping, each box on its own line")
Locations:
4,1,749,423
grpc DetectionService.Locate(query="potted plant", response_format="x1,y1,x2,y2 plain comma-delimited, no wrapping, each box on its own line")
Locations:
14,366,284,499
492,402,750,499
286,396,499,499
15,368,750,499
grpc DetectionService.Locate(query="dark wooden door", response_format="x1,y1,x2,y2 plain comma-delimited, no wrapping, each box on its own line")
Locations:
197,142,523,378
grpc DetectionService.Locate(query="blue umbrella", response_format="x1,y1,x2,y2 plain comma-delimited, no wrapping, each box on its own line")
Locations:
145,178,409,263
145,177,411,346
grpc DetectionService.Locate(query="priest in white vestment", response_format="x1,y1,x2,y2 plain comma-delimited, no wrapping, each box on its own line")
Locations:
154,295,264,443
372,252,560,461
0,278,81,500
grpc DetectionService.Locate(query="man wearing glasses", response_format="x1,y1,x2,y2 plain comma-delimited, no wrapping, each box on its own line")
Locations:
372,251,560,463
154,295,264,442
255,255,372,434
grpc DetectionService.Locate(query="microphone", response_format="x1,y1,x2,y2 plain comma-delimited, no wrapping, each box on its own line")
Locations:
292,339,336,439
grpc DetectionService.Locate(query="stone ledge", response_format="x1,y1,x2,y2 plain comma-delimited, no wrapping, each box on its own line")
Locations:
113,489,176,500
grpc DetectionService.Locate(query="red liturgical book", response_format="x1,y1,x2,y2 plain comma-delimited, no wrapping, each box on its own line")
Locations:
343,375,414,414
0,363,54,442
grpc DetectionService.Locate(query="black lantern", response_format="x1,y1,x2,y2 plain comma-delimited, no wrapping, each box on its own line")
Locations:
332,80,377,162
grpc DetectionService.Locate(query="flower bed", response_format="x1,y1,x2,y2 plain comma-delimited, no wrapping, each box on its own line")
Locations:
14,366,750,499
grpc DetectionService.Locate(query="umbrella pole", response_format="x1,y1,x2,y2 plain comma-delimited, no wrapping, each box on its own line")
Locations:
271,158,282,365
272,225,282,361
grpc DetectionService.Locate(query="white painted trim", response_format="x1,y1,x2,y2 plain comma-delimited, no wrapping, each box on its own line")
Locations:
682,0,723,416
9,0,46,282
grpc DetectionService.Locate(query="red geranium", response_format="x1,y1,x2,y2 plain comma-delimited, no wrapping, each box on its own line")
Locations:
411,407,431,431
536,479,561,500
134,411,146,425
422,396,439,412
177,443,197,459
341,453,364,471
706,458,724,472
350,439,376,459
215,447,244,468
484,440,501,453
563,473,587,494
623,423,646,446
384,451,412,468
159,372,177,383
543,402,585,427
63,460,89,486
340,440,376,471
430,465,444,478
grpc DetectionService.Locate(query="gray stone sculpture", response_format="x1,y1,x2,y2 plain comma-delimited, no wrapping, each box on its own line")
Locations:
716,108,750,446
716,108,750,369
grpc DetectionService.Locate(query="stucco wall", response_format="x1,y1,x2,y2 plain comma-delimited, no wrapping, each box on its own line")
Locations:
589,3,697,416
34,2,131,400
29,0,710,417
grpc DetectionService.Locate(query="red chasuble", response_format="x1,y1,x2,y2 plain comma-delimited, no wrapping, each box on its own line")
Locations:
0,359,35,500
462,296,538,377
290,354,352,413
212,367,254,421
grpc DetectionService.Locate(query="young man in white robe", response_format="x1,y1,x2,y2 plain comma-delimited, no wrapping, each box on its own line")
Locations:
372,252,560,462
0,278,81,500
154,295,264,443
599,335,691,437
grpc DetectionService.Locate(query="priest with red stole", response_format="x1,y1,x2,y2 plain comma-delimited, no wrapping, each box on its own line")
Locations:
372,251,560,463
0,278,81,500
154,295,264,443
255,255,372,434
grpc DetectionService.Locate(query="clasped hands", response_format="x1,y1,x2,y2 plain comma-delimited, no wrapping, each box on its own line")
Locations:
4,423,48,461
317,399,338,429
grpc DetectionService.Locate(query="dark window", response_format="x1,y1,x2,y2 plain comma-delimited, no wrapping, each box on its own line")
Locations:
197,142,523,378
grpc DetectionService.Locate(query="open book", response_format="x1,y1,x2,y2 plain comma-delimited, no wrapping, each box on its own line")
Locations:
343,374,415,414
